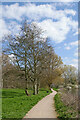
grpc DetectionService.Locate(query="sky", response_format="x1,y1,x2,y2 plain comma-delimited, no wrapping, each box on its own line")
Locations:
0,2,79,68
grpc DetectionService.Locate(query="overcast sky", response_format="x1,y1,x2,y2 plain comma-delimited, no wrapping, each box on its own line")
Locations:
0,2,78,68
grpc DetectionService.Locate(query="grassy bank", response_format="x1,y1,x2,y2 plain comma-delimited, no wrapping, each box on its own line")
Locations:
2,88,51,119
54,94,77,120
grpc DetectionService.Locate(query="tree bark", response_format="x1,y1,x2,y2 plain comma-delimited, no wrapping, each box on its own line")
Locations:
37,83,39,94
33,81,38,95
25,50,28,89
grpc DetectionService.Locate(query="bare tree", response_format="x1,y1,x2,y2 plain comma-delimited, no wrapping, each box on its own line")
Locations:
3,21,45,95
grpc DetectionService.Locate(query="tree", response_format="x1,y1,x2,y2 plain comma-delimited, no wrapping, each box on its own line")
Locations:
62,65,78,86
39,40,63,89
3,21,45,94
3,20,64,94
2,53,26,88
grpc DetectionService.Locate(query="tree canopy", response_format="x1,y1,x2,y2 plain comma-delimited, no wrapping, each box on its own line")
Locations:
2,20,78,94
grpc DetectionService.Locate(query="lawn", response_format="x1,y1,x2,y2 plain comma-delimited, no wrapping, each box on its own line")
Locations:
2,88,51,119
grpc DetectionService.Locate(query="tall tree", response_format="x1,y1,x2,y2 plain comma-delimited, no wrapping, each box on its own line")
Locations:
3,21,44,94
39,40,63,88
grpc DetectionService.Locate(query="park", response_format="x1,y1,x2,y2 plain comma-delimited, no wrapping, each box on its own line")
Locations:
2,21,78,120
0,2,79,120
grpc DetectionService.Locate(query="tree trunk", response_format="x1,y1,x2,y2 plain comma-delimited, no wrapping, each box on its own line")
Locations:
48,84,51,90
65,78,67,87
25,49,28,89
26,78,28,89
37,83,39,94
33,82,35,95
35,83,37,95
33,81,38,95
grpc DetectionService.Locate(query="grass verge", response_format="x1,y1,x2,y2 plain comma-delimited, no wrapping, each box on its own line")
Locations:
54,93,77,120
52,87,58,92
2,88,51,119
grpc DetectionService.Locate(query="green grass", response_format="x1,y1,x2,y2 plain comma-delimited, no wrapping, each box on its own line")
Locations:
2,88,51,119
54,94,77,120
53,87,58,92
39,88,50,91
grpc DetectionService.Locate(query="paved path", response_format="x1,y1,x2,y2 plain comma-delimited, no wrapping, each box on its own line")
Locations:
23,89,58,118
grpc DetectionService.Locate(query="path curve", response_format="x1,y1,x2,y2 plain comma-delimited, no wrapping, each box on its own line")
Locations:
23,89,58,118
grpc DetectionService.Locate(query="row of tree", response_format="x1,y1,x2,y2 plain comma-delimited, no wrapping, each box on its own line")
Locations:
2,21,78,95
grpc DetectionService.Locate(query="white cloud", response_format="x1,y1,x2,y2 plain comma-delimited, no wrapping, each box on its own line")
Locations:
0,19,9,40
8,54,16,64
37,16,77,43
1,3,78,69
2,3,27,21
65,46,71,50
64,9,76,16
2,3,76,21
8,21,21,35
64,41,78,50
63,57,78,68
1,3,78,43
37,19,70,43
70,41,78,46
71,59,78,68
64,41,78,58
9,54,15,59
0,19,21,40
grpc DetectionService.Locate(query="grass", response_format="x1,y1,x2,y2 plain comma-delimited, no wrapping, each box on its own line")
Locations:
54,94,77,120
2,88,51,119
52,87,58,92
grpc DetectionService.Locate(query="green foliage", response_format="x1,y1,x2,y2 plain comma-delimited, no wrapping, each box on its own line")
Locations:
2,89,51,119
52,87,58,92
54,94,76,120
62,65,77,86
39,88,50,92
